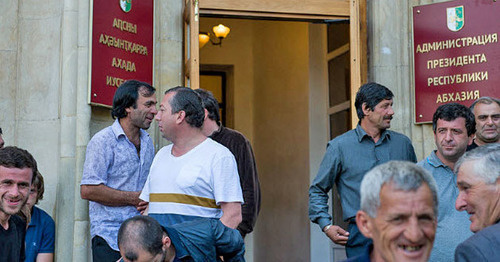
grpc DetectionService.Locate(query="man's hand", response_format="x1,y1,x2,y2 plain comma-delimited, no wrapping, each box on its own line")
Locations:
136,201,148,215
324,225,350,245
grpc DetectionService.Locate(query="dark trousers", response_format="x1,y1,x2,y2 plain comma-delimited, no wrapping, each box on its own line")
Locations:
346,221,372,258
92,236,121,262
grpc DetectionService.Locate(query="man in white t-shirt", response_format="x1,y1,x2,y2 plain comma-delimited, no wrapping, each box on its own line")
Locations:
140,86,243,229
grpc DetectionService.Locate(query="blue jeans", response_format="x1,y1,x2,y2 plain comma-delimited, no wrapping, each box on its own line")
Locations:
346,221,372,258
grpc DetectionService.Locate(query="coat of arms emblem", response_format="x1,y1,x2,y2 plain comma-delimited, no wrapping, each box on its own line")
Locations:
120,0,132,13
447,6,464,32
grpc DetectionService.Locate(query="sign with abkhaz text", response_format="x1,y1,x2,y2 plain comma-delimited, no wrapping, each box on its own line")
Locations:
89,0,154,107
413,0,499,123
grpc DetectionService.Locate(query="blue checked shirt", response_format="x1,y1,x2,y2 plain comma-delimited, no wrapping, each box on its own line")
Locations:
81,120,155,251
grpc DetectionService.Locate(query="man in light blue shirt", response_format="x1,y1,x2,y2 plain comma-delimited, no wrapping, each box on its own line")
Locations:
418,103,475,262
81,80,157,262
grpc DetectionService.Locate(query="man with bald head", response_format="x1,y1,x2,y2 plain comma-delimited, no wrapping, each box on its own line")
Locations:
117,216,245,262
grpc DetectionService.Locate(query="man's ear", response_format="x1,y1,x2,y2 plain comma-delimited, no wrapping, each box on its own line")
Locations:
162,235,171,249
356,210,373,239
467,134,474,146
362,103,371,116
176,110,185,124
203,108,209,120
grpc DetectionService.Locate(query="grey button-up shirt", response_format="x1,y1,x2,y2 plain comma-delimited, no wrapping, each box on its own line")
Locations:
309,124,417,230
81,120,155,250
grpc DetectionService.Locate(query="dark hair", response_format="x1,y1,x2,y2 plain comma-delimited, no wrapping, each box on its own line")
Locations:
354,82,394,120
33,171,45,204
111,80,155,119
0,146,37,183
432,103,476,136
165,87,205,128
193,89,220,122
118,216,166,260
0,127,2,134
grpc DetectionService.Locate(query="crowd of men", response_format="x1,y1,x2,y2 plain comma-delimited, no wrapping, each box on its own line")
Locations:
1,80,498,262
309,83,499,262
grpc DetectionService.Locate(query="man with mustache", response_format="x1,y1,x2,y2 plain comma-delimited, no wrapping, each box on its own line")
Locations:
309,82,417,257
346,161,438,262
0,146,37,262
467,97,500,151
80,80,158,262
454,143,500,262
417,103,474,262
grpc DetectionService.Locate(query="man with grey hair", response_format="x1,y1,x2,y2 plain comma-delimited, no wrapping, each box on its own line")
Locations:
454,143,500,261
467,97,500,151
344,161,438,262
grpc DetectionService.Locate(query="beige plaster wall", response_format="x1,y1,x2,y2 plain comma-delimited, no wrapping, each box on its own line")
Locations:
367,0,451,161
252,20,311,262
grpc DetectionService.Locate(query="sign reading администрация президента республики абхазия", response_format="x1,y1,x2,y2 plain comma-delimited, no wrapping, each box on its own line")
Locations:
89,0,154,107
413,0,499,123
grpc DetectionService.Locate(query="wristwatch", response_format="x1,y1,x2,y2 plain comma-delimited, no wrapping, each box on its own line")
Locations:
323,224,332,232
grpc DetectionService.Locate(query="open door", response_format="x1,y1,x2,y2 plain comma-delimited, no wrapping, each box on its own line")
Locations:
184,0,366,102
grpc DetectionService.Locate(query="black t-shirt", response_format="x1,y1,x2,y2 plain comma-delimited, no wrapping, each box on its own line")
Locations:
0,215,26,262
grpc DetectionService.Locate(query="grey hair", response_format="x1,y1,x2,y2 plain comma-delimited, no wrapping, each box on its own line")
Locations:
469,96,500,111
454,143,500,184
360,161,439,218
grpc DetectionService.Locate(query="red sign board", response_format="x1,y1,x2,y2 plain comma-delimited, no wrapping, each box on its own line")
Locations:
413,0,499,123
89,0,154,107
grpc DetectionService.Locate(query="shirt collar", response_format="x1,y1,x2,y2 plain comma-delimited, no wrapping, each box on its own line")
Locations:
164,226,191,260
28,206,41,228
426,150,447,168
111,119,150,141
355,124,391,143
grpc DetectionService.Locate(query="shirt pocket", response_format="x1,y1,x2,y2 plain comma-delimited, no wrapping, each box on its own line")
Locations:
176,165,202,189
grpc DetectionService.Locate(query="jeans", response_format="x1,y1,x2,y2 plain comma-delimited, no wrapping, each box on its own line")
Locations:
91,236,121,262
346,221,372,258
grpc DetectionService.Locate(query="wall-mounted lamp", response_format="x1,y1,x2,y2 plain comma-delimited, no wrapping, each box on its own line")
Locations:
199,24,230,48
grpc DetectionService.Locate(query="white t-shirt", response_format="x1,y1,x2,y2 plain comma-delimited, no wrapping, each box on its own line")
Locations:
140,138,243,220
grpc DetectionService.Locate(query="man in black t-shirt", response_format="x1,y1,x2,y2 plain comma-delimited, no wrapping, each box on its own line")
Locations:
0,146,37,262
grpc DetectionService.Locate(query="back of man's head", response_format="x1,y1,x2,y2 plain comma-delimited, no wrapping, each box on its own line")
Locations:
165,87,205,128
111,80,156,119
193,89,221,122
455,143,500,184
354,82,394,121
118,216,165,261
432,103,476,136
0,146,37,183
360,161,439,217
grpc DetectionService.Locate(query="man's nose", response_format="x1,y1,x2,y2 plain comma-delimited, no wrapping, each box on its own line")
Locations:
455,191,467,211
404,218,424,242
387,105,394,116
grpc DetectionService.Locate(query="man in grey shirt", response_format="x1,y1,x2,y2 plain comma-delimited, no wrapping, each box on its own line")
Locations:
309,82,417,257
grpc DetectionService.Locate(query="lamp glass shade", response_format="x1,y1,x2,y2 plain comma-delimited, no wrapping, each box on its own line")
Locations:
199,33,210,48
213,24,230,38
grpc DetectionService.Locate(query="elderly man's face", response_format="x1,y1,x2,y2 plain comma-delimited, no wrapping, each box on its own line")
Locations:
473,102,500,144
456,160,500,232
358,182,436,262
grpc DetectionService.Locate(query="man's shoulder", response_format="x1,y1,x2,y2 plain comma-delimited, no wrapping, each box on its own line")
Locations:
328,129,358,145
34,207,55,226
89,125,116,144
463,223,500,245
10,215,25,228
212,127,248,144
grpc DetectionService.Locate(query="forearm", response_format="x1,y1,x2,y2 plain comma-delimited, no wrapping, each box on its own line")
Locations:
36,253,54,262
80,184,140,207
220,202,242,229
